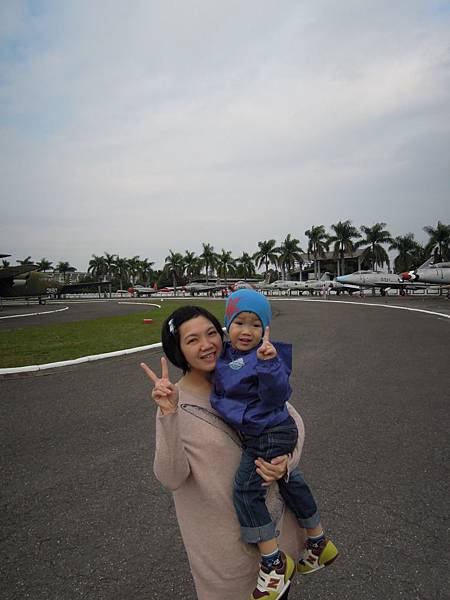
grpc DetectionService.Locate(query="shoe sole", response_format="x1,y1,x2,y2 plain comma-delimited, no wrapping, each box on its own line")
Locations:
277,580,292,599
298,553,339,575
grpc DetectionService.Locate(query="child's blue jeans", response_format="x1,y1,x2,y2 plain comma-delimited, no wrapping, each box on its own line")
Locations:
234,415,321,544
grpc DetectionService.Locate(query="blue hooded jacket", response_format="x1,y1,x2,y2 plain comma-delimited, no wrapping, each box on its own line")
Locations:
211,341,292,436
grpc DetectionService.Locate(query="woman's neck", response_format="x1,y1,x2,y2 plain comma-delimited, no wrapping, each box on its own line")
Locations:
181,369,213,395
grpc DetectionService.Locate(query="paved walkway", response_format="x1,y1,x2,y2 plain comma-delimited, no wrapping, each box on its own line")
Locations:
1,299,449,599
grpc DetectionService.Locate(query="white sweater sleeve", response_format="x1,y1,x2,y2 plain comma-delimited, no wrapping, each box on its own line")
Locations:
153,408,191,491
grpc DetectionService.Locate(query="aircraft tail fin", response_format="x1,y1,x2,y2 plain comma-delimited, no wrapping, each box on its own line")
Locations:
320,271,332,281
417,256,434,270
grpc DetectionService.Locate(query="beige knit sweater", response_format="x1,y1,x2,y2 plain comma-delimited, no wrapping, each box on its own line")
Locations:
153,381,306,600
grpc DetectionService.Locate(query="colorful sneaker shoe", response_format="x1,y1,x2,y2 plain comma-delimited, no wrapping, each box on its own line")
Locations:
297,538,339,575
250,552,295,600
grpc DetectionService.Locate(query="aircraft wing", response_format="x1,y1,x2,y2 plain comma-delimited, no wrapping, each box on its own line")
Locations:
59,281,108,293
0,265,39,280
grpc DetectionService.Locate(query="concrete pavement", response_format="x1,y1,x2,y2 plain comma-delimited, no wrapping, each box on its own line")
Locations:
1,298,449,599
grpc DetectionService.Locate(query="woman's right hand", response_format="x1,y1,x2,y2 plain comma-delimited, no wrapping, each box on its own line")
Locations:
140,357,179,415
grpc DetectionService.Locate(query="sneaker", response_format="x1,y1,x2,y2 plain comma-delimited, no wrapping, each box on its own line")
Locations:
250,552,295,600
297,538,339,575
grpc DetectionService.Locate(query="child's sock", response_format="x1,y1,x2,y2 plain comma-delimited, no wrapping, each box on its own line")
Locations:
261,548,282,570
307,530,326,547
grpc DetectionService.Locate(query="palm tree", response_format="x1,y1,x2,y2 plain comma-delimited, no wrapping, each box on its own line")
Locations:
88,254,108,280
17,256,33,265
139,258,155,286
423,221,450,262
304,225,329,279
328,220,361,276
216,250,236,283
55,261,75,283
2,259,10,268
126,256,142,286
113,257,130,290
36,258,53,272
200,243,218,284
236,252,256,280
389,233,424,273
253,240,279,278
356,223,393,270
277,234,303,279
164,250,185,295
103,252,117,281
183,251,201,283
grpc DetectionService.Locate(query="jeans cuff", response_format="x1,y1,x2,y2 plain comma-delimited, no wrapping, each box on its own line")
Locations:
241,521,277,543
298,510,321,529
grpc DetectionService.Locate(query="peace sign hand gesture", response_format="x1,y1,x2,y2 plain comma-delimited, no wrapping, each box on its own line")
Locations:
257,326,277,361
140,357,179,415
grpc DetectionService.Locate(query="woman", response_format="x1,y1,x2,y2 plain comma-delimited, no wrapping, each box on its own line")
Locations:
141,306,306,600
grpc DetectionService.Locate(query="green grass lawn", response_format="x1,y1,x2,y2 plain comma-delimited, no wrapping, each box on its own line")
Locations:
0,300,225,368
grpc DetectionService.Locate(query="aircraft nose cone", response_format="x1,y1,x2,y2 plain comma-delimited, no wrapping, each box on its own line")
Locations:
335,276,347,283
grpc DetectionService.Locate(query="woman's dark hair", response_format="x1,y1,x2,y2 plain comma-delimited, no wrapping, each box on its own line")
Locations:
161,305,224,373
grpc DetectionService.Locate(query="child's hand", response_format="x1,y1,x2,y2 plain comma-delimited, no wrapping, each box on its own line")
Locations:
140,357,179,415
257,326,277,361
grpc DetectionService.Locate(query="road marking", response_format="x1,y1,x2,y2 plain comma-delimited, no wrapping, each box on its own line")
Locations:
273,298,450,319
118,302,161,307
0,306,69,320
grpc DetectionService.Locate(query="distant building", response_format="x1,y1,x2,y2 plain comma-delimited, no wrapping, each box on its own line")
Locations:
52,270,88,283
290,250,366,280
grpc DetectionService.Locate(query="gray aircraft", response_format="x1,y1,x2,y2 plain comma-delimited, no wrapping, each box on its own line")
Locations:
268,272,356,295
336,270,426,296
184,280,228,296
401,262,450,298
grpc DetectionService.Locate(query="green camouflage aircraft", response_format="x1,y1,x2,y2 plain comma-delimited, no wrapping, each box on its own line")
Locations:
0,254,107,304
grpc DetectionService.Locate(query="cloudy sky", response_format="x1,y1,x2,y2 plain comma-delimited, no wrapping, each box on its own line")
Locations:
1,0,449,271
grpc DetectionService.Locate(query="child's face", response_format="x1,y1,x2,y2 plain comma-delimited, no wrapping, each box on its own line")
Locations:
228,311,263,352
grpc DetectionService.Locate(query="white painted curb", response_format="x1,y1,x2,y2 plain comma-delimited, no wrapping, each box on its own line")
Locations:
0,342,163,375
0,306,69,320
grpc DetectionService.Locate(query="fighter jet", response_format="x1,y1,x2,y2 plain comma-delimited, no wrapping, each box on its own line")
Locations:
184,280,228,296
336,270,426,296
401,262,450,298
269,272,351,295
128,283,178,297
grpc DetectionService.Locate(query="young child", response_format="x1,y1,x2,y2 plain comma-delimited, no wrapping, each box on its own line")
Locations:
211,289,338,600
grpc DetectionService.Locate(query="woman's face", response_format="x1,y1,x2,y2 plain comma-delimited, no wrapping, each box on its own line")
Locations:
178,315,223,373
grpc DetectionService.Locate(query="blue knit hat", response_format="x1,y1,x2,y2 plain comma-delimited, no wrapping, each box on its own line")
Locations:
224,289,272,331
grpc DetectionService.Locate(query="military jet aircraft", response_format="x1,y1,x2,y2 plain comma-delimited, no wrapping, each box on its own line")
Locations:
184,280,228,296
127,283,177,297
335,270,426,296
401,262,450,298
268,272,355,295
0,255,107,304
